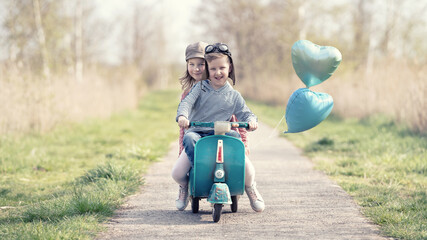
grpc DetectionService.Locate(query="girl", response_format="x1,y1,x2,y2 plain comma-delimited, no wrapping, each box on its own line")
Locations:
174,43,264,212
171,41,207,211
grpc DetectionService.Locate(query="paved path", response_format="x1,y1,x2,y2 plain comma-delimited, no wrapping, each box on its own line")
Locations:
97,123,388,239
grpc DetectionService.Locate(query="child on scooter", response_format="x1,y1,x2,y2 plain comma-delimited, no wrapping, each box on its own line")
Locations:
176,43,265,212
171,41,207,211
171,42,251,211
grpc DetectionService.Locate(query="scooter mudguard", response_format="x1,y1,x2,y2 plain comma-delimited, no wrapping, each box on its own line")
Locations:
189,135,245,198
207,183,232,204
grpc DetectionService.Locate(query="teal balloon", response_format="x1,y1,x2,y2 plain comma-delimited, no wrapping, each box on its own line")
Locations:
292,40,342,88
285,88,333,133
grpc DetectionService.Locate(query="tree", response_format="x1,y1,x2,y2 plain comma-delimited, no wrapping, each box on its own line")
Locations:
2,0,72,76
352,0,371,69
32,0,50,80
74,0,82,82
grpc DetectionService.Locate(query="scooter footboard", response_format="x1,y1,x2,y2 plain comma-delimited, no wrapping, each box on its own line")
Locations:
189,135,245,198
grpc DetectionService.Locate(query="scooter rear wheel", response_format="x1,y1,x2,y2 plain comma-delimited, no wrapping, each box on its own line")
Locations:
213,204,223,222
231,196,238,212
191,197,200,213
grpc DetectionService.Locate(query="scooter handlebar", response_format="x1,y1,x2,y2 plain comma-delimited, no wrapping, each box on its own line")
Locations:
190,122,214,128
230,122,250,129
190,121,249,129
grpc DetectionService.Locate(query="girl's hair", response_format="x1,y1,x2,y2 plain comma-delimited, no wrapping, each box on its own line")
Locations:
205,53,236,85
179,70,195,91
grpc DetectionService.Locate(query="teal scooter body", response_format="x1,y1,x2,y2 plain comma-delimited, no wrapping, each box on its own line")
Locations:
188,122,247,222
189,135,245,198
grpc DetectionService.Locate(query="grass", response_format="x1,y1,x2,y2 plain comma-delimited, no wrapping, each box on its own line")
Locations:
248,100,427,240
1,89,424,239
0,89,181,239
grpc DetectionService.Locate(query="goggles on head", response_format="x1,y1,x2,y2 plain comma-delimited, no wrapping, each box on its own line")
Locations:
205,43,232,57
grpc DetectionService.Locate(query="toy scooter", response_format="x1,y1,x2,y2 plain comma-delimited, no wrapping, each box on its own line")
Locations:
188,121,248,222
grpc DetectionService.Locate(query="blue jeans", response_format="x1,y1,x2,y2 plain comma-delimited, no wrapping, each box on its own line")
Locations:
183,130,241,165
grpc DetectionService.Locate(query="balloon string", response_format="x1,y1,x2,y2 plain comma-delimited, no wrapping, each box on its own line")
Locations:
251,114,286,149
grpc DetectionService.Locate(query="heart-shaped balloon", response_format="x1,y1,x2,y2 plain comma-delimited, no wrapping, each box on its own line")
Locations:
292,40,342,88
285,88,333,133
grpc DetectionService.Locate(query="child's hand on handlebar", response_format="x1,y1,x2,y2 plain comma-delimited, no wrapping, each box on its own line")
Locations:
248,120,258,131
178,116,190,129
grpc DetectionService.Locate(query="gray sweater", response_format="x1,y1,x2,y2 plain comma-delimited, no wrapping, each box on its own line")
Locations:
176,79,257,132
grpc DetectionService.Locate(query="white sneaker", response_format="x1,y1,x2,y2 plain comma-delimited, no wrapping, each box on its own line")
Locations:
175,185,189,211
245,182,265,212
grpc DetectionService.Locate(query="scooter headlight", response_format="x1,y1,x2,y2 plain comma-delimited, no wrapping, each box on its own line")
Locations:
215,169,225,179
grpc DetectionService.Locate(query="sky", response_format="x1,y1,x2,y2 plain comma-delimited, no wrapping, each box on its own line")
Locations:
0,0,203,64
2,0,424,64
94,0,203,65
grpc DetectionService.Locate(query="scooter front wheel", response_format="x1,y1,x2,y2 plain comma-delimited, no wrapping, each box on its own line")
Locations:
191,197,200,213
212,204,223,222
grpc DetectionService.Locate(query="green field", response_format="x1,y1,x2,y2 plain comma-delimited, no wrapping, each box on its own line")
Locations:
0,90,425,239
0,90,180,239
248,100,427,240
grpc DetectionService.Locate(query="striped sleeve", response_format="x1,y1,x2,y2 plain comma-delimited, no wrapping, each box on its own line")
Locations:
178,90,189,155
